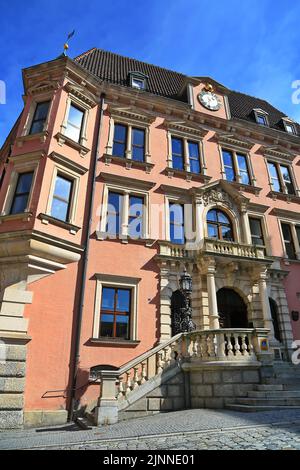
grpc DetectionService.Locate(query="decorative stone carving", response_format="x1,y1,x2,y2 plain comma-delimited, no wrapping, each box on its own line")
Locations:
199,189,233,209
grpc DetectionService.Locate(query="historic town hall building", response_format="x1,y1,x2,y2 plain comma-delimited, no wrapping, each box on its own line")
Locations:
1,48,300,429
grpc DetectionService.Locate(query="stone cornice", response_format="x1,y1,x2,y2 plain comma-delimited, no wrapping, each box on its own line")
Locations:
163,118,207,139
270,207,300,221
215,132,254,151
49,151,88,175
99,172,156,191
107,105,156,125
259,145,297,163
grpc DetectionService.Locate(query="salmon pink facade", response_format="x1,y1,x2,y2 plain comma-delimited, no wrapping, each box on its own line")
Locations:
1,49,300,429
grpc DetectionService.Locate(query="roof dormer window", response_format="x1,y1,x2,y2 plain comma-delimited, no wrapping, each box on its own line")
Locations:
253,109,269,126
282,118,297,135
129,72,148,91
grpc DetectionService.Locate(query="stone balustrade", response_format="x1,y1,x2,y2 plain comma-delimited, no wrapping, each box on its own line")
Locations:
95,327,270,424
158,239,267,261
202,238,266,259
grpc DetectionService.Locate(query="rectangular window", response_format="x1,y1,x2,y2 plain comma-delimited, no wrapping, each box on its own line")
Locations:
188,141,201,174
237,153,250,185
65,104,84,143
268,162,282,192
132,128,145,162
171,137,184,170
106,191,122,236
112,124,127,158
281,223,296,259
10,172,34,215
50,174,73,222
128,195,144,238
169,203,185,244
256,114,268,126
249,217,265,246
100,287,131,339
279,165,295,195
29,101,50,135
285,122,296,134
222,150,236,181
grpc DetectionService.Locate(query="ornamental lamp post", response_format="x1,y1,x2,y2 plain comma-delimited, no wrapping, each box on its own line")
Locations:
179,268,193,296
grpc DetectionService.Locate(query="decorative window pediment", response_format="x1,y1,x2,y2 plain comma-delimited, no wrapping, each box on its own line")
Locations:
260,145,296,163
27,80,60,96
216,132,253,152
108,106,155,125
163,119,207,139
193,180,249,210
64,82,98,107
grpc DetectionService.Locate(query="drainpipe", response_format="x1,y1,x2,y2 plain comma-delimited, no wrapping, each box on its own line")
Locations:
68,92,105,421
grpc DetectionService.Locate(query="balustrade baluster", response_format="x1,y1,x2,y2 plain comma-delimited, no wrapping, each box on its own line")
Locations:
157,351,163,374
233,334,241,356
117,376,125,399
133,366,139,389
141,362,147,383
241,335,248,355
226,334,234,356
125,372,132,396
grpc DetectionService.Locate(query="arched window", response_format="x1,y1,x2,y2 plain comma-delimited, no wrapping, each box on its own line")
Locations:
207,209,234,241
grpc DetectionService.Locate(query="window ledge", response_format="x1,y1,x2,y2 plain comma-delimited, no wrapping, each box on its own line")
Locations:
89,338,140,347
228,181,262,195
268,191,300,203
16,131,49,147
103,154,154,174
165,167,211,183
38,213,81,234
55,132,90,157
281,257,300,265
0,211,33,224
96,232,156,246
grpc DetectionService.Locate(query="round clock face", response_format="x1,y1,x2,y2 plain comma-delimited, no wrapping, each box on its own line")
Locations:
198,90,222,111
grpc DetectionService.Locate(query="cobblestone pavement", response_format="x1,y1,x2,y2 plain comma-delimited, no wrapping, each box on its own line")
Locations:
1,409,300,450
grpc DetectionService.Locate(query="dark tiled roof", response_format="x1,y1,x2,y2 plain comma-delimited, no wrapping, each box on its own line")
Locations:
75,48,298,133
75,48,187,101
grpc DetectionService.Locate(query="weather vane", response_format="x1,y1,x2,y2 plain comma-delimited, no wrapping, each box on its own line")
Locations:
63,30,75,56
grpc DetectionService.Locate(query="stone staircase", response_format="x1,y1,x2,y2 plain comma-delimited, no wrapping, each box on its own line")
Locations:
226,363,300,412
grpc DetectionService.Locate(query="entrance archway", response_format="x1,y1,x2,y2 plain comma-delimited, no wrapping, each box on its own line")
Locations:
217,288,248,328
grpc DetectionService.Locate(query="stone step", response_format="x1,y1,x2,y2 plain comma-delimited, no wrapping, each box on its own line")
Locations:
247,390,300,398
226,404,300,412
263,377,300,385
235,397,300,406
254,384,283,391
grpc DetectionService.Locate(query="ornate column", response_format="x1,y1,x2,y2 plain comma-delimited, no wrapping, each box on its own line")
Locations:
257,268,275,338
202,258,219,329
240,203,252,245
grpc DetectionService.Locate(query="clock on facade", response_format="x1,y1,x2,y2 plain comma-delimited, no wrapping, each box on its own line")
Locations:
198,89,222,111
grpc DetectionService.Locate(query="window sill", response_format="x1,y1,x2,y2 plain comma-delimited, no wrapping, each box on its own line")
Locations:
103,154,154,174
228,181,262,195
281,257,300,265
89,338,140,347
16,131,49,147
0,211,33,224
268,191,300,204
96,232,156,246
55,132,90,157
39,213,81,234
165,167,211,183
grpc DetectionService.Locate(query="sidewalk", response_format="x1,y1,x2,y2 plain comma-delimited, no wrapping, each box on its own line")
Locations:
1,409,300,450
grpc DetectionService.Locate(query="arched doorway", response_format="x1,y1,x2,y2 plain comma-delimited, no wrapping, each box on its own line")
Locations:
269,298,282,342
217,288,248,328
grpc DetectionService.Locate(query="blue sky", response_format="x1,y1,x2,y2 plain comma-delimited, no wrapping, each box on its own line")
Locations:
1,0,300,145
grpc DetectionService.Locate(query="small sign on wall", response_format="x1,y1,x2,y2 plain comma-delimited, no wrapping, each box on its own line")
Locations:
260,339,269,351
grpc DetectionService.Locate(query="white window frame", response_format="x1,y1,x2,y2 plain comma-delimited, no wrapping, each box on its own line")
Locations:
93,274,141,341
247,213,271,256
44,163,80,227
253,108,269,126
278,218,300,260
1,153,41,216
60,96,89,147
282,118,297,135
167,131,206,175
266,160,297,196
219,146,256,186
98,183,150,242
105,112,152,168
21,95,53,140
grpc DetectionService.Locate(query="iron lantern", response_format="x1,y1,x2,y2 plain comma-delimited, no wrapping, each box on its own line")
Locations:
179,269,192,295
